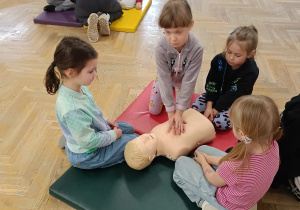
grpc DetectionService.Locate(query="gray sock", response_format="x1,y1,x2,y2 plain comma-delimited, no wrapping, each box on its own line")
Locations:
58,135,66,149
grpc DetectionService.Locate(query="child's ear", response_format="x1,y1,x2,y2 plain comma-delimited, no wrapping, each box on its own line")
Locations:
65,68,76,78
239,129,245,136
247,50,256,58
189,20,194,30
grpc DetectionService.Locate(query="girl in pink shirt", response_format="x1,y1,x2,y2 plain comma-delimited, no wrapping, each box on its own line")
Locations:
173,95,282,210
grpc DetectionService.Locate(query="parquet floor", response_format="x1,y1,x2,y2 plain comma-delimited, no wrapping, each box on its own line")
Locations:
0,0,300,209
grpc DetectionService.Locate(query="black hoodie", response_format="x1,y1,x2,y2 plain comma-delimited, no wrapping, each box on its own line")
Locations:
205,53,259,112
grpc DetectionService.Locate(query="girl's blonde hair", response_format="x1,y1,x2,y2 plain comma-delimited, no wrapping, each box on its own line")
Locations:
219,95,282,169
44,36,98,95
223,25,258,57
158,0,193,28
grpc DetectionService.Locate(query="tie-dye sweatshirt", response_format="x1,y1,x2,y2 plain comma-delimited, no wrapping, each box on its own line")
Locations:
55,84,116,153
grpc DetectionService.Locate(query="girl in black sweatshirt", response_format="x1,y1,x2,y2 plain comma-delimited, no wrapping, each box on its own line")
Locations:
192,26,259,130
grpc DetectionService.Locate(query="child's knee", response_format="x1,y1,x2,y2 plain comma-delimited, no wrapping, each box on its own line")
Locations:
175,156,191,169
196,145,211,153
118,122,134,133
149,108,162,115
213,116,232,131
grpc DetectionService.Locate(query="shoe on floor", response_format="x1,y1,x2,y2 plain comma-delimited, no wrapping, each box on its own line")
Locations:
98,14,110,36
288,178,300,202
201,201,218,210
43,5,56,12
87,13,99,42
58,135,66,149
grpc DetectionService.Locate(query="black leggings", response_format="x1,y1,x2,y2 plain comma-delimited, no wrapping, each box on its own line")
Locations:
75,0,123,25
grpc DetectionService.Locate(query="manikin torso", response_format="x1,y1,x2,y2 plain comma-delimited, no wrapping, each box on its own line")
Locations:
139,108,216,160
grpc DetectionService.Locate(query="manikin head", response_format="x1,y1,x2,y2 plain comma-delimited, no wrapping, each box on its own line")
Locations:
124,134,158,170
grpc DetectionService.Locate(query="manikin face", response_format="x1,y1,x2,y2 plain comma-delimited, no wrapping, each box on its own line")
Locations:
163,22,193,52
73,58,98,86
225,41,252,70
132,134,158,158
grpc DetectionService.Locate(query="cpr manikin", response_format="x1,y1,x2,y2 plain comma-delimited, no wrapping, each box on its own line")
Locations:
124,108,215,170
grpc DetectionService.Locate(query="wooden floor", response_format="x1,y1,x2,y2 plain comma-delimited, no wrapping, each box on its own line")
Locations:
0,0,300,209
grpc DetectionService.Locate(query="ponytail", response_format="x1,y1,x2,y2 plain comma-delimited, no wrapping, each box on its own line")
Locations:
219,142,249,168
44,64,61,95
248,25,258,35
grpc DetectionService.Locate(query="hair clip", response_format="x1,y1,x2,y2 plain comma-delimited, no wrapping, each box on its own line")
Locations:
229,31,233,35
241,135,252,144
51,61,56,68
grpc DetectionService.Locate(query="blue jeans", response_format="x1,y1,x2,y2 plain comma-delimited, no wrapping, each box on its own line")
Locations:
65,122,138,169
173,145,228,210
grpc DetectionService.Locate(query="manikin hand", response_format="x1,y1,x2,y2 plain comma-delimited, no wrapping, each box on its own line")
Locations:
107,119,119,130
113,127,122,139
135,2,142,9
167,110,187,135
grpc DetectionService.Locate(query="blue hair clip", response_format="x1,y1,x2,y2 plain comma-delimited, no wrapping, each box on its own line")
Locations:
229,30,233,35
51,61,56,68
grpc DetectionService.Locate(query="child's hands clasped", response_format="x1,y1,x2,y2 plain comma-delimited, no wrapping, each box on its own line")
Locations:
193,151,208,165
204,107,219,122
107,119,119,130
107,119,122,139
204,107,214,122
167,111,187,135
113,127,122,139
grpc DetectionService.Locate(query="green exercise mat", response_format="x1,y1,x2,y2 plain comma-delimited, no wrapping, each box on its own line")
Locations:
49,156,200,210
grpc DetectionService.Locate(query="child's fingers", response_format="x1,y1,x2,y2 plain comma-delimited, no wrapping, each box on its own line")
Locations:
173,124,177,135
180,123,185,133
167,122,172,133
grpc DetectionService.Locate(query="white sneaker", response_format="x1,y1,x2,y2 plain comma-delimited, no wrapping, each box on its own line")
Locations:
120,0,136,9
98,13,110,36
295,176,300,190
201,201,218,210
87,13,99,42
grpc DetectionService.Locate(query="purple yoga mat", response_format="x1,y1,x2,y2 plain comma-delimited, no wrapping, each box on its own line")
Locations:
33,10,82,28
